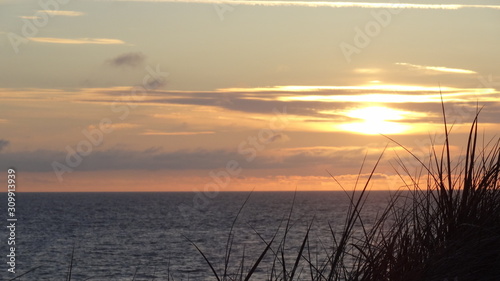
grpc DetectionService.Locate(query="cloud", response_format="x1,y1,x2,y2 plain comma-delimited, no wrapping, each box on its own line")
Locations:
140,130,215,136
28,37,125,45
19,16,40,19
8,85,497,137
265,133,290,144
396,63,477,74
107,52,146,68
0,148,240,172
38,10,85,16
0,139,9,152
109,123,140,130
0,145,379,173
86,123,139,132
149,85,497,108
143,146,162,154
107,0,500,10
144,77,168,89
0,143,490,182
354,68,383,74
73,84,500,127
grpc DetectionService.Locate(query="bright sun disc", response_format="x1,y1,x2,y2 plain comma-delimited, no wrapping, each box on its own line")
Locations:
339,106,410,135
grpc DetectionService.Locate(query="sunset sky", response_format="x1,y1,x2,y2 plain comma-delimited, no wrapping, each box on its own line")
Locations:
1,0,499,192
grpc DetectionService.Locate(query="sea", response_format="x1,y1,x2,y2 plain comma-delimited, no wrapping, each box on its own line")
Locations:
0,191,396,280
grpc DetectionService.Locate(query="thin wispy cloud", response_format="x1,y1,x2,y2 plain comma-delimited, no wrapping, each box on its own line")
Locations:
219,85,468,93
28,37,125,45
39,10,85,16
396,63,477,74
106,0,500,10
354,68,383,74
141,130,215,136
277,90,496,103
19,16,40,19
110,123,140,129
67,84,499,114
0,145,382,172
19,10,84,20
86,123,139,131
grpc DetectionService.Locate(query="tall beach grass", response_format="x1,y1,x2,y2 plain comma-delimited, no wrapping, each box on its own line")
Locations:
190,107,500,280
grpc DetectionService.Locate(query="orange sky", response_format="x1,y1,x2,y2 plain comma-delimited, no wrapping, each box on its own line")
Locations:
1,0,499,192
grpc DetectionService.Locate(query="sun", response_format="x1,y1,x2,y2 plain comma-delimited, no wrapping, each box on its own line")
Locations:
338,106,410,135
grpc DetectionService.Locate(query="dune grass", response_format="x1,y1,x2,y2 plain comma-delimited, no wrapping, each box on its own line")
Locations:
190,107,500,280
353,110,500,281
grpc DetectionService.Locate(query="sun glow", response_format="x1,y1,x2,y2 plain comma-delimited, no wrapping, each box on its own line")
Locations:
339,106,411,135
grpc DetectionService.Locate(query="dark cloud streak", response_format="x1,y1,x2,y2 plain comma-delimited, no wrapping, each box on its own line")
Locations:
77,88,500,124
0,139,9,152
0,146,375,173
107,52,146,68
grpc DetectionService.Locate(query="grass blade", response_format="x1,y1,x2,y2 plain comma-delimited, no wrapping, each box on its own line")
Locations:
184,235,221,281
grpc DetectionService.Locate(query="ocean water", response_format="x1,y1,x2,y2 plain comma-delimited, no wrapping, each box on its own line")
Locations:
0,191,394,280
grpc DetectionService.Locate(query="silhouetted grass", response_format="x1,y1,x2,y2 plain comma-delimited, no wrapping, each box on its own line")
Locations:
191,105,500,280
354,108,500,281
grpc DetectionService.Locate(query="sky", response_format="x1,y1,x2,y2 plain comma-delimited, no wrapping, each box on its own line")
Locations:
0,0,499,192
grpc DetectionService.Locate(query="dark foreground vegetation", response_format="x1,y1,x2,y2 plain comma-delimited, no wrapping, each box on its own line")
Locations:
189,109,500,281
